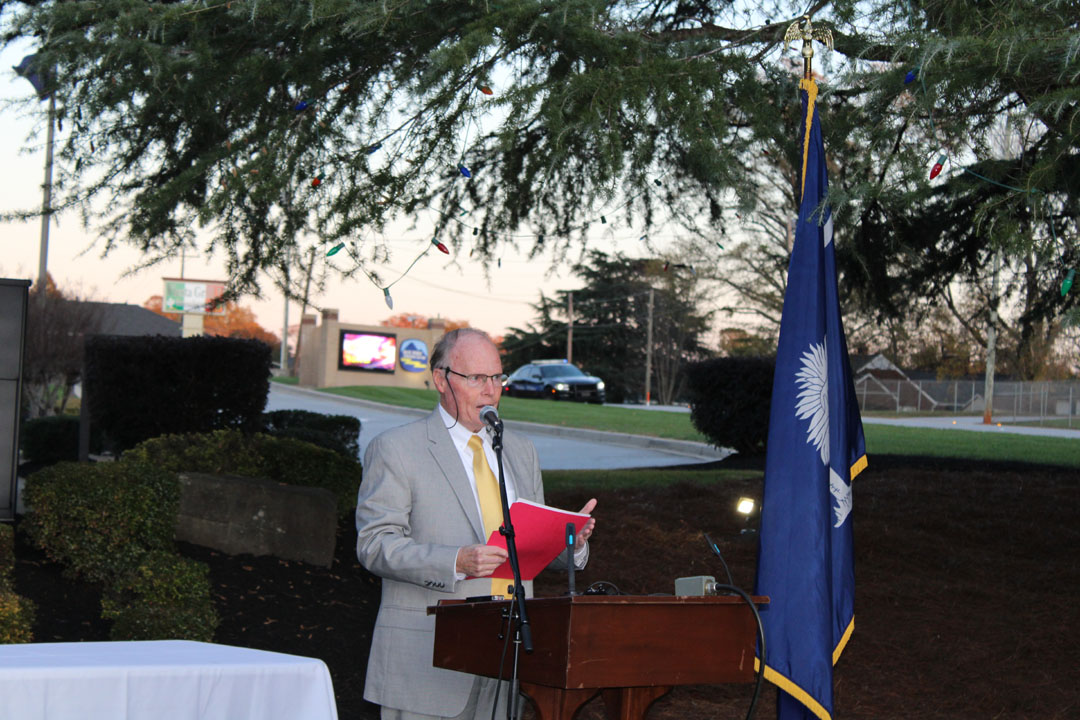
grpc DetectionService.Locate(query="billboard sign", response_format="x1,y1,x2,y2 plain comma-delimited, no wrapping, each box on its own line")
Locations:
163,279,227,315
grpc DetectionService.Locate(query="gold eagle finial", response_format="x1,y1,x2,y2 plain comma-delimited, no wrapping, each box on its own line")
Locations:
783,15,834,79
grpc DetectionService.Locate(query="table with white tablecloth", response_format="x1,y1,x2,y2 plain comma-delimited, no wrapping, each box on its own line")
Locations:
0,640,338,720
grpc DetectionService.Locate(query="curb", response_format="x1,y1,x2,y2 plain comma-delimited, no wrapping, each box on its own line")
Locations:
271,384,728,461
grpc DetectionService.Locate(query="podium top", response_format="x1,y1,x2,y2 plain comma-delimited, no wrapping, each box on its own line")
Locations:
430,593,768,613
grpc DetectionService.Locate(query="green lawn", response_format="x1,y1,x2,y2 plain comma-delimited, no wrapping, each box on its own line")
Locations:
315,385,1080,468
543,468,763,492
863,424,1079,467
323,385,440,410
1008,418,1079,430
322,386,711,441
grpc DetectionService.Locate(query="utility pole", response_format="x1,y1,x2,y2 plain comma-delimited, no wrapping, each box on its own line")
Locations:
567,291,574,363
983,248,1001,424
645,287,654,405
36,94,56,295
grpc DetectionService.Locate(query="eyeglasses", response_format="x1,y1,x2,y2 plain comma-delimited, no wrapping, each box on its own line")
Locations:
443,368,508,388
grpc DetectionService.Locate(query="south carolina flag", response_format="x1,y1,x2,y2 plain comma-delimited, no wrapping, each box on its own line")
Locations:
754,77,868,720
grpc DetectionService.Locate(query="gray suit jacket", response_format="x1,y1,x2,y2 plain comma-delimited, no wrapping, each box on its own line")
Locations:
356,408,546,716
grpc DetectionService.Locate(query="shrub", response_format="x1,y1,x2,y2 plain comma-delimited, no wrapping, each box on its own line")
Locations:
0,525,36,644
0,590,35,644
685,356,775,456
102,551,218,642
19,415,104,465
22,461,180,584
0,524,13,584
83,335,271,452
123,430,361,514
262,409,361,458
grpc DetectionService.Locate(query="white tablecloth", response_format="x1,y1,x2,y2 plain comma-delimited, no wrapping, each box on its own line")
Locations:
0,640,339,720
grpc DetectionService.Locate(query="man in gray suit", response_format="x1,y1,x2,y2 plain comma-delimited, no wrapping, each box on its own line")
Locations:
357,328,596,720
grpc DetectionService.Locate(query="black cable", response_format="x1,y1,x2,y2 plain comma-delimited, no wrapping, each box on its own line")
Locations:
703,533,735,586
490,594,515,720
712,584,766,720
582,580,623,595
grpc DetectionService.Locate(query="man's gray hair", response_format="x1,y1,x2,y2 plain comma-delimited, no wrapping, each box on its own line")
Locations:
429,328,494,372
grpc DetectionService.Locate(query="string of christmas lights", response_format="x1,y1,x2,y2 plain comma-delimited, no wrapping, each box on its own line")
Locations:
302,76,719,306
905,66,1075,297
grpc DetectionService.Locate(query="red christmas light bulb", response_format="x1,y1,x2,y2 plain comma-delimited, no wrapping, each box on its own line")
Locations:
929,153,947,179
431,238,449,254
311,177,321,187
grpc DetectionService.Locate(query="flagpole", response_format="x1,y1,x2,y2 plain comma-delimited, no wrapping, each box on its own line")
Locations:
37,93,56,293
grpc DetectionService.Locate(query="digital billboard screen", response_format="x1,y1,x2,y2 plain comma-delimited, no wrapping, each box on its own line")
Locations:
339,331,397,373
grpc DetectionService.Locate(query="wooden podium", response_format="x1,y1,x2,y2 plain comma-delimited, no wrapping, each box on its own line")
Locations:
429,594,767,720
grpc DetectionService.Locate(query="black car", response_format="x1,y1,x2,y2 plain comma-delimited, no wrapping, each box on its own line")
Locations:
503,361,606,403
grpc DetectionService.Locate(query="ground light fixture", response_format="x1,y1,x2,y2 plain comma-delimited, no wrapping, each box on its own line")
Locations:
737,496,758,537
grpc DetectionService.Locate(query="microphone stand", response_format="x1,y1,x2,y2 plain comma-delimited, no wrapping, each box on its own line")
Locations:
490,422,531,720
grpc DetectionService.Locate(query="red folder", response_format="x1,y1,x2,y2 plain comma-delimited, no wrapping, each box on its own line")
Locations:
480,500,590,580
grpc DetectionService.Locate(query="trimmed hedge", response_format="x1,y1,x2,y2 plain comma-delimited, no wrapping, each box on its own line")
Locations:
83,335,271,452
0,590,35,644
685,356,775,456
262,409,361,458
22,461,218,641
0,524,35,644
22,461,180,584
0,524,13,581
20,415,104,465
102,551,219,642
122,430,362,514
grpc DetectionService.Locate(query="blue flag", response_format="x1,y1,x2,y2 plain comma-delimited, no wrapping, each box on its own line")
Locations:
755,78,867,720
13,54,51,100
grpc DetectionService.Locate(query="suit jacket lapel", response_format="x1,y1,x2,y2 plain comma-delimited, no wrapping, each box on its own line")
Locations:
425,409,486,542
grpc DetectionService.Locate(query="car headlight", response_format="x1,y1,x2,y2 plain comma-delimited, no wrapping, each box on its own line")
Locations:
596,381,605,390
554,383,569,391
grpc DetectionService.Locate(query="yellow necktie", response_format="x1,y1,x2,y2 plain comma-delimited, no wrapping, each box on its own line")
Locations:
468,434,509,598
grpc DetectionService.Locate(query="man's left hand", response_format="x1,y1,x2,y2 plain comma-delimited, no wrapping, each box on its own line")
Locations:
575,498,597,550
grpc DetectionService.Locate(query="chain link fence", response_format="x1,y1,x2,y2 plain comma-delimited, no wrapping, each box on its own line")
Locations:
855,377,1080,427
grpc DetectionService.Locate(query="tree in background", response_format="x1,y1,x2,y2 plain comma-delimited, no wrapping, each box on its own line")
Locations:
718,328,777,358
697,3,1080,378
22,275,104,418
143,295,280,353
380,314,469,332
3,1,1077,379
501,252,712,404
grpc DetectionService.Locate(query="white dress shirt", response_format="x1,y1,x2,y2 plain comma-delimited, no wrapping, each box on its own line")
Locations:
438,404,587,582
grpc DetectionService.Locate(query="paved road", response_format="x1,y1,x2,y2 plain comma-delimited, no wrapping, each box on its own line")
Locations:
266,384,728,470
266,385,1077,471
862,414,1080,439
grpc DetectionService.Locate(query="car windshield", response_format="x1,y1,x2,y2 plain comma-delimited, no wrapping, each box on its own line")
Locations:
539,365,586,379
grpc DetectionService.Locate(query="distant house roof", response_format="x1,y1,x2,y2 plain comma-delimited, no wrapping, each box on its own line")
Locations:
850,353,907,378
86,302,181,337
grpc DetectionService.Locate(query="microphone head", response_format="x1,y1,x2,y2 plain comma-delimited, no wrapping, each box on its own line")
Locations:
480,405,502,432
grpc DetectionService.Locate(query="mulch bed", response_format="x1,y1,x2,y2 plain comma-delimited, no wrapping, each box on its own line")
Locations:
12,455,1080,719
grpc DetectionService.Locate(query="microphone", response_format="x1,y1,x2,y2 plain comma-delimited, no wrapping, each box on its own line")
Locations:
566,522,576,596
479,405,503,433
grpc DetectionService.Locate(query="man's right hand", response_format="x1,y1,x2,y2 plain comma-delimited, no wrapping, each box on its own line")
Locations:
456,543,509,577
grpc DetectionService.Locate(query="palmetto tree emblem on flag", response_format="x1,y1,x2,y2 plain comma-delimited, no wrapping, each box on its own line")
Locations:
795,339,853,528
